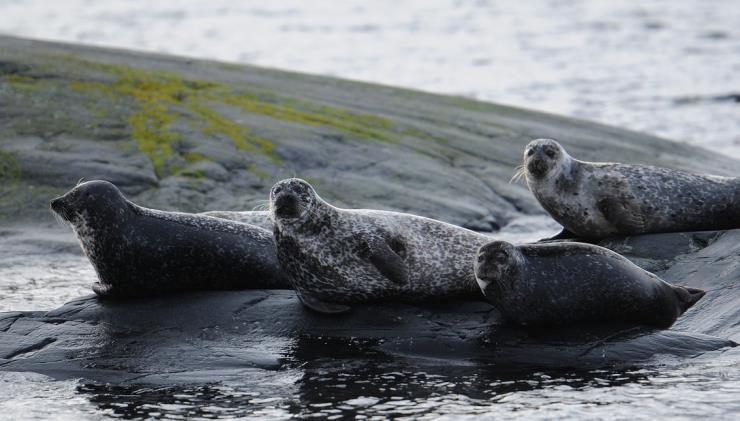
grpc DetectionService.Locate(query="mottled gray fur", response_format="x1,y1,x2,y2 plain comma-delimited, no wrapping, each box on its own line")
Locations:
475,240,705,328
269,178,491,313
51,180,287,297
522,138,740,239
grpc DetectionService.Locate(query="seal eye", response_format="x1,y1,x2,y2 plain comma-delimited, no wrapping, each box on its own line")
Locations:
545,149,556,159
527,149,534,157
273,186,283,195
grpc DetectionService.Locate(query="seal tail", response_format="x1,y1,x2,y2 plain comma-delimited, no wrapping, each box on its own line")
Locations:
675,286,706,314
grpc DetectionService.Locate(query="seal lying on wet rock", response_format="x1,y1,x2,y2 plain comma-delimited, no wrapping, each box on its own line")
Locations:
50,180,289,297
269,178,492,314
474,240,705,328
519,138,740,239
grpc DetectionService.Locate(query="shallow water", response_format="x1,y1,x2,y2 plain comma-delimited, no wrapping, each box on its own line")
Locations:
2,345,738,420
1,0,739,158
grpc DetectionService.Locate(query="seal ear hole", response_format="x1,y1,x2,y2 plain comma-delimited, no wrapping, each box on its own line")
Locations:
389,237,407,259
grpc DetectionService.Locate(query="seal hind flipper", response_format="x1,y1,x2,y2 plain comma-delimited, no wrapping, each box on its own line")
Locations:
296,291,351,314
597,197,646,234
674,286,706,314
367,238,409,285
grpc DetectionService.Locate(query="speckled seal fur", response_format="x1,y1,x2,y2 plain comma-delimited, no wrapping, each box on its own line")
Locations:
269,178,492,314
520,138,740,239
475,240,705,328
50,180,289,298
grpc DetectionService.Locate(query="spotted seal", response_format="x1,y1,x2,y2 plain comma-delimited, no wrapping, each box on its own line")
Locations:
269,178,492,313
475,240,705,328
50,180,289,297
518,138,740,239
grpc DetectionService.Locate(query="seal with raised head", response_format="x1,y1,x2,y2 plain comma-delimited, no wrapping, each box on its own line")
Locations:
269,178,492,313
518,138,740,239
475,240,705,328
50,180,289,297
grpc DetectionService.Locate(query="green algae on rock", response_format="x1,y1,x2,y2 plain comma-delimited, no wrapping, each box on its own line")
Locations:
0,35,738,225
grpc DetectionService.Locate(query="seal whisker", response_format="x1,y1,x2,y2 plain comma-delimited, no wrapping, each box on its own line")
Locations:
51,209,69,227
509,165,526,184
252,200,271,211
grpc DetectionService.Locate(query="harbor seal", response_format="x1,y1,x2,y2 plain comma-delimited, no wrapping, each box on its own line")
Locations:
269,178,492,313
474,240,705,328
50,180,289,297
519,138,740,239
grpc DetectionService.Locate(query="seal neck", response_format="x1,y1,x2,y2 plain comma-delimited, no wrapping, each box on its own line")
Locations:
535,156,579,195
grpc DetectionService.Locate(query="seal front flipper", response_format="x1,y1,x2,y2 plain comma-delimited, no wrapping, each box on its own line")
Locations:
597,197,646,234
366,237,409,285
295,290,351,314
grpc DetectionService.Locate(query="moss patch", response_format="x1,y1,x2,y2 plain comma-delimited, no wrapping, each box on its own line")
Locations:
5,53,448,180
0,150,20,180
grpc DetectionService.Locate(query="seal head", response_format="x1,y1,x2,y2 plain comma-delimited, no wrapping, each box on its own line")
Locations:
474,240,521,294
270,178,319,227
51,180,131,230
523,138,571,181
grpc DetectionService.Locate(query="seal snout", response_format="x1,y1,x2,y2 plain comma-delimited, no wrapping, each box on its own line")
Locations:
270,178,315,221
273,193,300,219
527,158,549,179
523,138,565,179
50,196,71,221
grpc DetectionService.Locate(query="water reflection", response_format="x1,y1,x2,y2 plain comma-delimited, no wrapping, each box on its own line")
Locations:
78,363,656,419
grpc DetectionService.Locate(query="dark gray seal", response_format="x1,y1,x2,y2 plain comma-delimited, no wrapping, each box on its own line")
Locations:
50,180,289,298
269,178,492,313
475,240,705,328
518,138,740,239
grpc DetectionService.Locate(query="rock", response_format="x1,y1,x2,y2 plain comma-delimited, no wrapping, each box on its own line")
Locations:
0,229,737,384
0,36,738,387
1,35,738,225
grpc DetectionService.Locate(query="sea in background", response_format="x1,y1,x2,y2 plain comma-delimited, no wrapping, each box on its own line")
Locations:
0,1,739,419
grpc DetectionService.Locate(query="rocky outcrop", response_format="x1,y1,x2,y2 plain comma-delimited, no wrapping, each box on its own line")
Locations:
1,35,737,230
0,37,737,385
